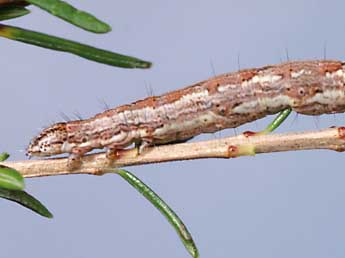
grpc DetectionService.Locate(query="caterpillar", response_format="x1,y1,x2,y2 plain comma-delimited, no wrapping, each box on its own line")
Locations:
27,60,345,167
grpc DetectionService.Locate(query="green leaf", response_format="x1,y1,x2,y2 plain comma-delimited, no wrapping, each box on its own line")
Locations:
0,152,10,161
0,188,53,218
0,165,25,191
261,108,292,134
117,169,199,258
0,6,30,21
0,24,152,69
26,0,111,33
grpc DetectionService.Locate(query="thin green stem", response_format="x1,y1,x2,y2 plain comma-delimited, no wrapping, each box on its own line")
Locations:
117,169,199,258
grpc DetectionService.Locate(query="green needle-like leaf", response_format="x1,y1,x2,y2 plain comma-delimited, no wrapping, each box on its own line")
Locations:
0,165,25,191
261,108,292,134
0,188,53,218
0,6,30,21
117,169,199,258
26,0,111,33
0,152,10,162
0,24,152,69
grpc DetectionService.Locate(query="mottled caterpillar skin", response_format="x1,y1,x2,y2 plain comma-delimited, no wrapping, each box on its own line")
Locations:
27,60,345,165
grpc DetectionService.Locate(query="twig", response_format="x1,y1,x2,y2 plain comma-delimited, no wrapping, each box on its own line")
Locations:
2,126,345,178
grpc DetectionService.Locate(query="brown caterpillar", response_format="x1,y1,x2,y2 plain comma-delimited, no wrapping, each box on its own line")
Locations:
26,60,345,167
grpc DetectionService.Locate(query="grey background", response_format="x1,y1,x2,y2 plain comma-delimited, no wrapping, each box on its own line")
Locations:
1,0,345,257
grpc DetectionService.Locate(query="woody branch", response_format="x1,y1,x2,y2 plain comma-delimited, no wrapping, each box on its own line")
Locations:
1,126,345,178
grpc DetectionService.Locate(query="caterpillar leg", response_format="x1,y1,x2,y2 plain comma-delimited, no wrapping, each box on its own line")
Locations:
105,144,146,168
67,147,92,170
106,147,121,161
134,136,194,156
243,108,292,136
105,130,135,161
135,138,153,156
155,137,194,145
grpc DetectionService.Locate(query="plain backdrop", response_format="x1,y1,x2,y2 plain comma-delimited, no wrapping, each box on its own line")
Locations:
1,1,345,258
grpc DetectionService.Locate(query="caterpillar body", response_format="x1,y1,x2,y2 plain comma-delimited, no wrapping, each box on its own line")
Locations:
27,60,345,166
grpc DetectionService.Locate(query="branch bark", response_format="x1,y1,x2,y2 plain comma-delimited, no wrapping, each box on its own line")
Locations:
2,126,345,178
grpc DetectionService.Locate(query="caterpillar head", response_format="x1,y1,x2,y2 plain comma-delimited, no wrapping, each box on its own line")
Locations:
26,123,69,157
